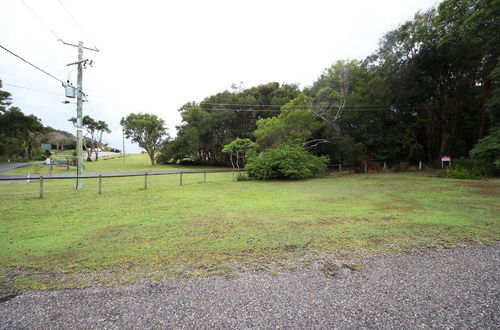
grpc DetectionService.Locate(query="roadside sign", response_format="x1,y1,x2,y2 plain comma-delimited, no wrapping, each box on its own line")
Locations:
441,155,451,168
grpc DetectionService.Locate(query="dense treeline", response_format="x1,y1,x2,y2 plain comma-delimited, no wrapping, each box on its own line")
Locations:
0,87,47,161
158,82,300,165
159,0,499,171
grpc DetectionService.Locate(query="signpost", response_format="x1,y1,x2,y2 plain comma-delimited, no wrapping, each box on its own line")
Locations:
441,155,451,168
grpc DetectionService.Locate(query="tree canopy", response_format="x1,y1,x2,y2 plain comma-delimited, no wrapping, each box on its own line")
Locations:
158,0,499,173
121,113,168,165
0,87,46,161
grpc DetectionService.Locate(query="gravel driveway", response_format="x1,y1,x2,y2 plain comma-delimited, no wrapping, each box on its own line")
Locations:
1,244,498,329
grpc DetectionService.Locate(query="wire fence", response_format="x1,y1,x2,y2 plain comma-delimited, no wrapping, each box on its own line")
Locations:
0,169,244,199
0,160,447,199
330,160,442,173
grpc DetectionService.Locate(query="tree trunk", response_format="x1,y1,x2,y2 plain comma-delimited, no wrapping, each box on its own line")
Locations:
87,148,92,161
94,145,99,161
440,122,450,156
148,150,155,165
27,142,33,160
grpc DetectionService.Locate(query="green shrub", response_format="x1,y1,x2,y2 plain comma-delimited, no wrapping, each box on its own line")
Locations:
236,173,249,181
469,127,500,173
246,145,329,180
440,157,495,179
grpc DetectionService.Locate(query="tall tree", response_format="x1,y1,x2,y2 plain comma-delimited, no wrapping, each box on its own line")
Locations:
121,113,168,165
0,107,44,160
93,120,111,161
308,60,363,135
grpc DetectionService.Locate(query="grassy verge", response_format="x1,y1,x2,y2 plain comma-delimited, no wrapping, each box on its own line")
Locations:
3,153,228,176
0,170,498,292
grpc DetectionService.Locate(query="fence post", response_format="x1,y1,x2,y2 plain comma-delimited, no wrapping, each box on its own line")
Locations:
419,161,422,170
39,176,44,199
364,161,368,173
338,164,342,172
204,171,207,183
98,175,102,195
179,171,183,186
144,173,148,190
383,162,387,171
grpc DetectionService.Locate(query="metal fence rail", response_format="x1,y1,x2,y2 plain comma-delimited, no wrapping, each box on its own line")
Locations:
0,169,245,199
0,169,244,181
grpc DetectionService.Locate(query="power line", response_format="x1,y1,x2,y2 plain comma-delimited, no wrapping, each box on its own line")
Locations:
84,98,97,117
19,0,63,42
181,107,420,112
0,44,64,84
198,102,400,108
3,82,61,96
57,0,99,52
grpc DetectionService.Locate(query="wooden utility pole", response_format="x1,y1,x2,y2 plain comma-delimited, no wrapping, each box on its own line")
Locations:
75,41,84,190
64,40,98,190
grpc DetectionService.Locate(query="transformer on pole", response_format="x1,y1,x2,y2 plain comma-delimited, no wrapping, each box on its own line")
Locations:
64,41,98,190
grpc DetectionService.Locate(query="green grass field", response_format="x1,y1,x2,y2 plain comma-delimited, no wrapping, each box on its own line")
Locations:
0,158,499,291
4,153,226,176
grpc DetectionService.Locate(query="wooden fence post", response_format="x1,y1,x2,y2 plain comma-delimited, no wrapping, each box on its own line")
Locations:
383,162,387,171
98,175,102,195
364,161,367,173
39,176,44,199
338,164,342,172
179,171,183,186
144,173,148,190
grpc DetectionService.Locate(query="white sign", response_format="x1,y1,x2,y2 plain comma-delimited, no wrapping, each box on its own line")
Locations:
441,156,451,161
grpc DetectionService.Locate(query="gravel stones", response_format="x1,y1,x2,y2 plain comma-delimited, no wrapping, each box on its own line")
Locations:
1,244,498,329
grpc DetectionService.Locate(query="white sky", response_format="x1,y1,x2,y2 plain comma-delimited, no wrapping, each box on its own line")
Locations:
1,0,438,153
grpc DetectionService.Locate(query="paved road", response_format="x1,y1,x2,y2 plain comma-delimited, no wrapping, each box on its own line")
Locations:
0,244,498,329
0,161,43,174
0,157,233,181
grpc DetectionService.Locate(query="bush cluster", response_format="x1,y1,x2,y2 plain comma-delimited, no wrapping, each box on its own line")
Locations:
245,145,329,180
441,158,496,180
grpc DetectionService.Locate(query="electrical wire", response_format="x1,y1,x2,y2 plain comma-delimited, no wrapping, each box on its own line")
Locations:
3,82,61,96
19,0,63,42
181,107,420,112
0,44,64,84
84,98,97,117
199,102,403,108
57,0,99,51
3,83,94,109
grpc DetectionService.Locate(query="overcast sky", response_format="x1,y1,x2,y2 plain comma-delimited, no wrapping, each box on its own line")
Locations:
1,0,438,153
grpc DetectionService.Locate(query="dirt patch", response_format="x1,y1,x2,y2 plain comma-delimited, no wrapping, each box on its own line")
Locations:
321,261,340,278
321,261,365,278
314,216,397,226
342,263,364,272
0,281,19,303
